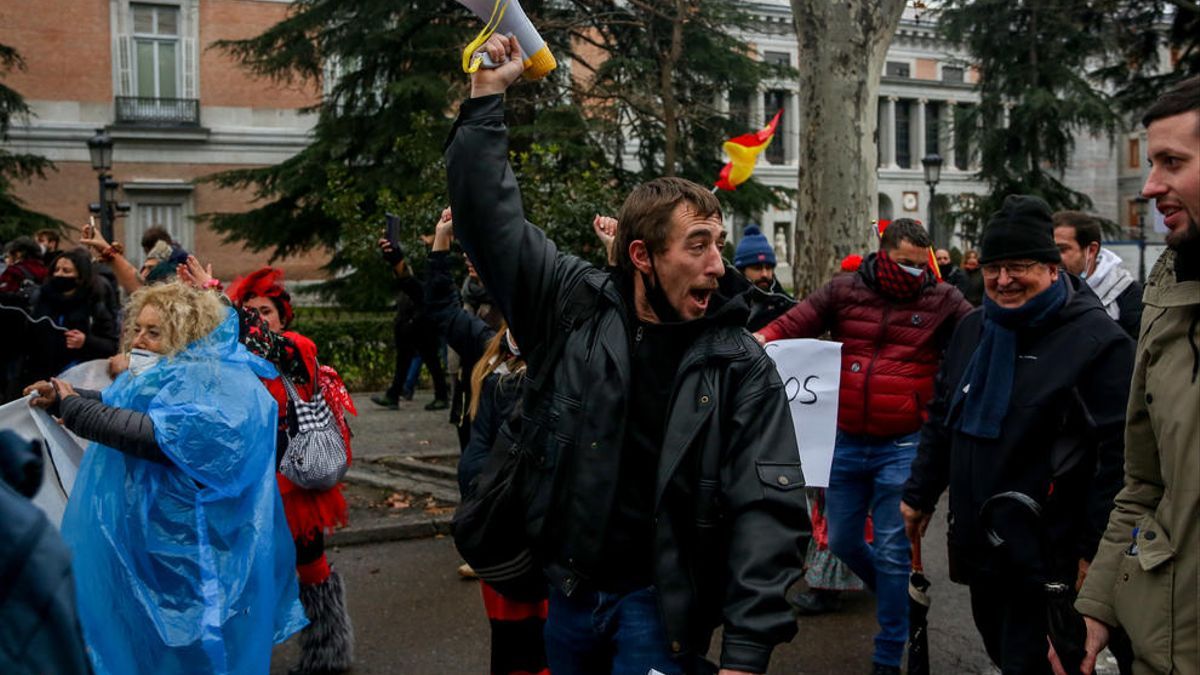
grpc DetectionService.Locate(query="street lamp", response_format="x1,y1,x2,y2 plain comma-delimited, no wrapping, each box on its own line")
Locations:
1134,194,1149,285
921,153,944,245
87,129,116,242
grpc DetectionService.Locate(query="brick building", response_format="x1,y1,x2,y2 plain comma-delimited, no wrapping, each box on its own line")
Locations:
0,0,325,280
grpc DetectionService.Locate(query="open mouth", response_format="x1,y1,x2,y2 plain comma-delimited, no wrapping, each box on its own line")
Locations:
1158,203,1186,227
689,288,713,309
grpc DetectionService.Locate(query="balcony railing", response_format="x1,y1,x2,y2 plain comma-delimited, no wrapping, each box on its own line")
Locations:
114,97,201,127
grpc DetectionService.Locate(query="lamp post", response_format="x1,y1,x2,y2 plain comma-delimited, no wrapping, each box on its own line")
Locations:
921,153,944,245
1134,194,1149,285
87,129,116,242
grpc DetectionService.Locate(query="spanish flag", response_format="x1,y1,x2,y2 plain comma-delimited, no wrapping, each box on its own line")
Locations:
714,109,782,192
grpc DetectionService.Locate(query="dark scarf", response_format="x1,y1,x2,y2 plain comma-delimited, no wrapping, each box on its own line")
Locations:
870,250,931,302
951,274,1069,439
639,252,682,323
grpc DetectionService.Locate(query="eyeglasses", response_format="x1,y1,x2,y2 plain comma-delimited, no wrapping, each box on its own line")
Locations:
981,260,1045,280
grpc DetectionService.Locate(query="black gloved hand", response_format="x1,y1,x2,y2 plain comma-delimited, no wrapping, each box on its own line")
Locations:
380,240,406,266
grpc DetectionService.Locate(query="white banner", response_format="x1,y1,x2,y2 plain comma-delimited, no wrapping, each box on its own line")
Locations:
0,359,111,527
764,339,842,488
0,396,86,527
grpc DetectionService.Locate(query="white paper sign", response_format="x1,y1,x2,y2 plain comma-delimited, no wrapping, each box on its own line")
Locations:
763,339,842,488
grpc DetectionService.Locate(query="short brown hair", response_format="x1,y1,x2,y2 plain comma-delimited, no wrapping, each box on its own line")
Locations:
1141,75,1200,130
614,177,722,274
1052,211,1102,250
879,218,932,251
141,226,174,254
34,229,60,244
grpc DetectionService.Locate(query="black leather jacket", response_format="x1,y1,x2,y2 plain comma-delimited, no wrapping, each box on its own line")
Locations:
446,95,808,673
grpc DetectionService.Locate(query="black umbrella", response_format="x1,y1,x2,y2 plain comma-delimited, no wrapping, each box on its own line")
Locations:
907,537,931,675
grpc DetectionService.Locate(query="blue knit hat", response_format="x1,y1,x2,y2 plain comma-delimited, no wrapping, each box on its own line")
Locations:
733,224,776,269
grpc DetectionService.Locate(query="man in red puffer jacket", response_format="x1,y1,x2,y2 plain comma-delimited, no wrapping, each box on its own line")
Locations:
756,218,972,675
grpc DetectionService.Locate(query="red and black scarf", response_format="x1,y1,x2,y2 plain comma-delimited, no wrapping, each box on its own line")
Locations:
872,250,929,302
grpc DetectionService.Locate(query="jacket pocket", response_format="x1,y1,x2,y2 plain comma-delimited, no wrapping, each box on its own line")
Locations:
1112,514,1174,671
756,461,805,496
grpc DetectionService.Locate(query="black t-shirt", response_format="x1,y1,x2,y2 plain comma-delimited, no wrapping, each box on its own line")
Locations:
594,317,703,592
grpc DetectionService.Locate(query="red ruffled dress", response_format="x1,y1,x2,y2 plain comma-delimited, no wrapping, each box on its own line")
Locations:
263,331,355,541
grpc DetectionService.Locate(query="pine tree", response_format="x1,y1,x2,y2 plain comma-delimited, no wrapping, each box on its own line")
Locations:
0,43,59,240
1093,1,1199,114
938,0,1132,243
206,1,790,307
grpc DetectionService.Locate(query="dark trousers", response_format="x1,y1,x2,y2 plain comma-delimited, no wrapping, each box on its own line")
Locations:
387,319,448,401
969,576,1053,675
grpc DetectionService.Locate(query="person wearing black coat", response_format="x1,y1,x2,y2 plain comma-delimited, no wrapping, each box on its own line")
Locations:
24,249,119,383
373,235,450,410
448,36,807,675
902,196,1135,674
0,430,90,675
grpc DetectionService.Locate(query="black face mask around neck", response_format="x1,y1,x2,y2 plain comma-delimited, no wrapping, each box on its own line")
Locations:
640,253,682,323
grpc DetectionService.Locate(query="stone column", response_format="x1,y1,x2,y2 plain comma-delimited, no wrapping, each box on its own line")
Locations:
883,96,898,169
944,100,957,170
915,98,927,163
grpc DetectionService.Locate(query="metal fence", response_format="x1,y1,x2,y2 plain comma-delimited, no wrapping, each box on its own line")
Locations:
114,97,201,127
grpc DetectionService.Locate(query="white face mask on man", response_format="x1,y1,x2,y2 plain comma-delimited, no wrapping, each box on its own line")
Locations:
128,348,162,377
898,263,926,277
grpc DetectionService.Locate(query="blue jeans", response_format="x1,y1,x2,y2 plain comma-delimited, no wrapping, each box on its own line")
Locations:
544,586,684,675
825,430,918,668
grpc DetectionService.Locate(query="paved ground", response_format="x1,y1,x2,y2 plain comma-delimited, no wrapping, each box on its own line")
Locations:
287,389,1119,674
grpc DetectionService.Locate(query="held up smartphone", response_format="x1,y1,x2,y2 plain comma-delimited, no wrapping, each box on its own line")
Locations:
384,213,401,249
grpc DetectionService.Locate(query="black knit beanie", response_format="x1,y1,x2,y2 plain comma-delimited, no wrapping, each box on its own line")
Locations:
979,195,1062,264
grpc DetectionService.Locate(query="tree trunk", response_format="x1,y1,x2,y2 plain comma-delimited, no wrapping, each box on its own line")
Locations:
789,0,906,296
659,0,687,176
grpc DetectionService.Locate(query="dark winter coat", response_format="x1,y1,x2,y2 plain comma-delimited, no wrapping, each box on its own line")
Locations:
26,282,119,380
424,250,521,498
0,431,90,675
903,275,1135,582
759,253,973,438
0,258,48,307
956,267,985,306
447,94,807,674
723,269,795,333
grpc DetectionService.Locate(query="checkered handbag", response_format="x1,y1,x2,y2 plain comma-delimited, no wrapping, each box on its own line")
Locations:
278,372,349,491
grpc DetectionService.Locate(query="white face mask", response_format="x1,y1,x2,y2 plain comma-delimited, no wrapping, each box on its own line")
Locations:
128,348,162,377
898,263,926,277
1079,249,1095,281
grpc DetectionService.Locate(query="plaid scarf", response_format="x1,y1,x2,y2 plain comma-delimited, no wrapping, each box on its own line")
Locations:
873,250,929,301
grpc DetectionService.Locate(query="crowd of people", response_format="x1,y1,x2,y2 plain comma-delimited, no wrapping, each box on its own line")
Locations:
0,29,1196,675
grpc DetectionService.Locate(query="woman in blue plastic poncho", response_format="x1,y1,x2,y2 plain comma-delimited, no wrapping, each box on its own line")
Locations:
24,280,307,674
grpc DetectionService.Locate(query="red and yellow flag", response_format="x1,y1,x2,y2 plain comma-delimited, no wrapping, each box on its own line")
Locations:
714,109,782,192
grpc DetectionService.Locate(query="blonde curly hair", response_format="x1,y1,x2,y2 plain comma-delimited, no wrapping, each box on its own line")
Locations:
121,281,227,355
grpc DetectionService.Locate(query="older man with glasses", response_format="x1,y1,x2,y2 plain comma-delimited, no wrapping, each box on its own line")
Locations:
902,195,1135,674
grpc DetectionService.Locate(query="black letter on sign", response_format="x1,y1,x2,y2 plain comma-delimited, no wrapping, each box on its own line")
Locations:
784,375,820,405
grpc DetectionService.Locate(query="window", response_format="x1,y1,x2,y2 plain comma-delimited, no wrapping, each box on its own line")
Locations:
729,88,752,130
1127,199,1142,230
954,104,973,171
763,51,790,67
127,201,190,264
132,4,180,99
763,90,789,164
942,66,964,84
895,99,912,168
1127,138,1140,169
925,102,941,156
886,61,911,78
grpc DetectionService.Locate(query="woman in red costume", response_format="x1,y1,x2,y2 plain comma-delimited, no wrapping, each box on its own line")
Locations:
224,266,355,675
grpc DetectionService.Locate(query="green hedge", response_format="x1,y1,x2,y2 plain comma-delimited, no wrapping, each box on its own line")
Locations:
291,310,394,392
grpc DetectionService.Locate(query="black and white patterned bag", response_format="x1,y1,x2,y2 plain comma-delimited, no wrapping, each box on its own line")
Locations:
279,373,348,491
